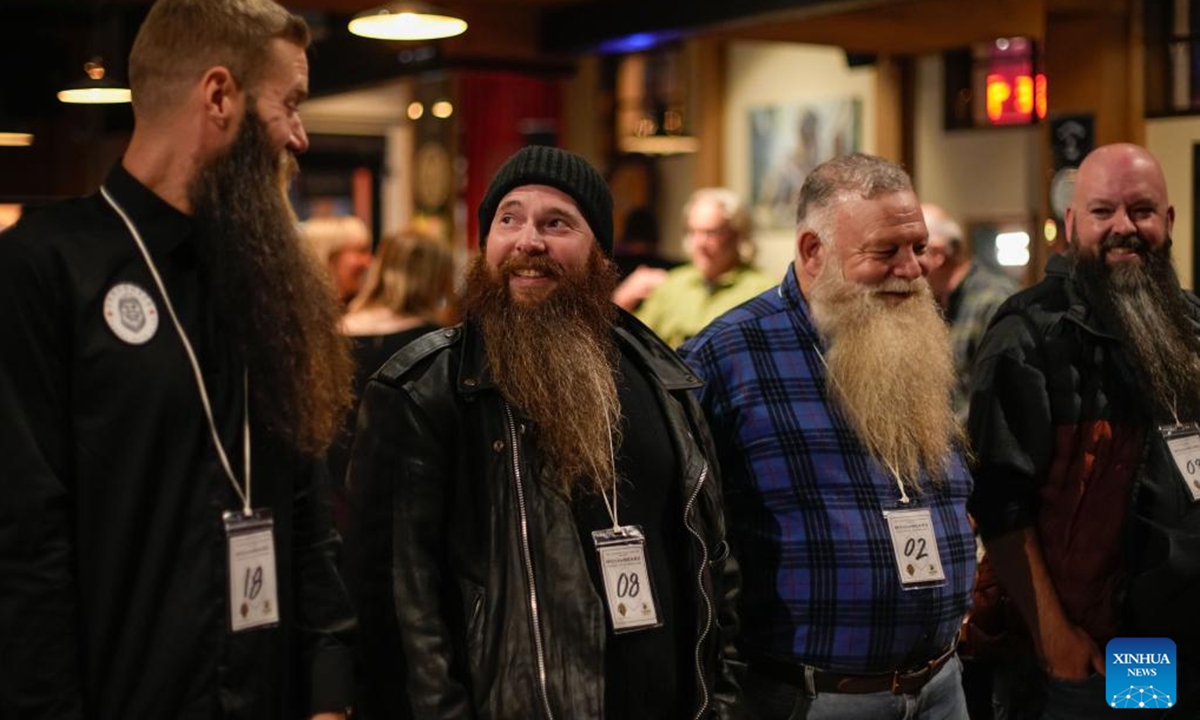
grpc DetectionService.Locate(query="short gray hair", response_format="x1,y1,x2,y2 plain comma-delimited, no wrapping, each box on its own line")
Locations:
795,153,914,234
684,187,756,262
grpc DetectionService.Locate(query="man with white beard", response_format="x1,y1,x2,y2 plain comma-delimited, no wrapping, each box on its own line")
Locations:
969,143,1200,718
680,153,975,719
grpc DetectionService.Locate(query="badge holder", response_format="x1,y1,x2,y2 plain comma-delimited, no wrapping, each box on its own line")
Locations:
224,509,280,632
1159,422,1200,502
882,505,948,590
592,525,662,633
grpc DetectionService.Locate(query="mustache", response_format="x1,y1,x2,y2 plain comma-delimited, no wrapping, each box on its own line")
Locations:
871,277,924,294
499,254,565,278
1101,231,1148,256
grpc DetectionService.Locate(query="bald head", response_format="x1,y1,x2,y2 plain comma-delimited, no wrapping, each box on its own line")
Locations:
1066,143,1174,265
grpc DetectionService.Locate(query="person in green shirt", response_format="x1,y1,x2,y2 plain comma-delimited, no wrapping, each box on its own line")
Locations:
622,187,775,347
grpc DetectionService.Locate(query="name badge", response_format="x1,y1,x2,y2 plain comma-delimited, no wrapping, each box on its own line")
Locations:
224,510,280,632
591,525,661,633
1160,423,1200,502
884,507,947,588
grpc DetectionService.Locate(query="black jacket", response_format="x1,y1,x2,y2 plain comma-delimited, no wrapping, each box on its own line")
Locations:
969,252,1200,646
345,313,744,720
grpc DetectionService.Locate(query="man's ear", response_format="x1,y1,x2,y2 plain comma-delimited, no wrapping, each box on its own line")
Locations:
797,228,826,280
200,66,242,132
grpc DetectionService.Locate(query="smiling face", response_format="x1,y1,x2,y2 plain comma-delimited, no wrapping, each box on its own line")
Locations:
1066,143,1174,266
686,198,741,282
821,189,929,302
484,184,596,305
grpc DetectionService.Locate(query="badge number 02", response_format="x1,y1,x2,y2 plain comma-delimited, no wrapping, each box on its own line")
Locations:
224,511,280,632
884,507,947,587
592,526,661,633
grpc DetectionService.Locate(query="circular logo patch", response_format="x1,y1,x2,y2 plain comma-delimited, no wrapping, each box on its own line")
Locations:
103,283,159,345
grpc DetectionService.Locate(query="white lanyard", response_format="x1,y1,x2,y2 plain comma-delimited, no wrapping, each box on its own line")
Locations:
101,186,253,516
594,376,622,531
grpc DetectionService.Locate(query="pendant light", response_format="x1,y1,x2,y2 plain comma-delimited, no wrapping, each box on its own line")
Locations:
58,56,131,104
349,2,467,41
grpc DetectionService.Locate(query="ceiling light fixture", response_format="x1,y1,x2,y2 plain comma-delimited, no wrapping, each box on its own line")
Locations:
349,2,467,41
58,57,131,105
0,132,34,147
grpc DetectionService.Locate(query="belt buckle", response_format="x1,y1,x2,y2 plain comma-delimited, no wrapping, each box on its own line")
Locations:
890,661,933,694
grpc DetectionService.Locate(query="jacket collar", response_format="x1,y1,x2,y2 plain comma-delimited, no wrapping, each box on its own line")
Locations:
100,161,194,257
454,307,703,397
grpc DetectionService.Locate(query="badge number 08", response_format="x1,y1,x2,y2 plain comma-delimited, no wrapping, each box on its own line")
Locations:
592,526,661,633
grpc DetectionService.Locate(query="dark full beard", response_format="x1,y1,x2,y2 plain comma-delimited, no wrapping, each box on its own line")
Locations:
1071,230,1200,421
461,248,621,496
187,108,353,458
809,259,960,492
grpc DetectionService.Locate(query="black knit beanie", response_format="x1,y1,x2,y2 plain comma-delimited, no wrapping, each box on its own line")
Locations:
478,145,613,256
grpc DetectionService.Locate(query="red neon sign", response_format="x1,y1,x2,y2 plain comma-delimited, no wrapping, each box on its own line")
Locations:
984,38,1044,125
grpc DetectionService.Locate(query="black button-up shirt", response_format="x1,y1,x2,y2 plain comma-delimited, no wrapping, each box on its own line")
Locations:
0,163,354,718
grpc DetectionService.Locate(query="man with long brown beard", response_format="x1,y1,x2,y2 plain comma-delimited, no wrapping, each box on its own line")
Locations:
969,143,1200,718
345,145,744,720
0,1,355,718
680,153,976,720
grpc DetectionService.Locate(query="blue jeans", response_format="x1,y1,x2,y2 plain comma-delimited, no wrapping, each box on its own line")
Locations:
743,655,969,720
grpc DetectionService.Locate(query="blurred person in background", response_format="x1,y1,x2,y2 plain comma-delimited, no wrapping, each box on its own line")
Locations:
922,203,1017,424
327,228,456,518
629,187,774,347
611,206,677,312
303,214,374,305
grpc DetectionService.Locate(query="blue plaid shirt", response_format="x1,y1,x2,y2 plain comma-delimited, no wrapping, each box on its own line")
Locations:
678,265,975,674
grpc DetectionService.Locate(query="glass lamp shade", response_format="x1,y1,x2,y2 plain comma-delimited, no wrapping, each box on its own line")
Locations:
349,3,467,41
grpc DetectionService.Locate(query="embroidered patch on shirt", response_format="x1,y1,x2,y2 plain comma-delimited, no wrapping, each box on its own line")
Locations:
103,282,159,345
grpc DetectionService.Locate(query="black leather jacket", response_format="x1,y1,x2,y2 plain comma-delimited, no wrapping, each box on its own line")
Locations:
346,311,744,720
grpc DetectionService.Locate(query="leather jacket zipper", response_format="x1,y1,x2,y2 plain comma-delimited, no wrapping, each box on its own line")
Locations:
503,402,556,720
683,464,712,720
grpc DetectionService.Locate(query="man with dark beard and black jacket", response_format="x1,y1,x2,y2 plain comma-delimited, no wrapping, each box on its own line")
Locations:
970,143,1200,717
0,1,356,718
345,145,744,720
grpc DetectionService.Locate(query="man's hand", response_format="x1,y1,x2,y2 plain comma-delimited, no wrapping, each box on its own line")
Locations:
1041,619,1105,680
310,713,347,720
612,266,668,311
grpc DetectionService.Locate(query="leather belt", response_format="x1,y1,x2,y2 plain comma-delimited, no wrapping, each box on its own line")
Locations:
748,645,958,695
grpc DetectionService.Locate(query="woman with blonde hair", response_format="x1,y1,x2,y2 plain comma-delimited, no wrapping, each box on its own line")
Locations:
328,229,457,508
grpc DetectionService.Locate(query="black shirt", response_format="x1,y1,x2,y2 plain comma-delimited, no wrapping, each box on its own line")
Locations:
572,349,691,720
0,164,354,718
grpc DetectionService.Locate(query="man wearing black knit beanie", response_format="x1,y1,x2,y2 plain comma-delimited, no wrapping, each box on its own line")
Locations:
346,145,746,720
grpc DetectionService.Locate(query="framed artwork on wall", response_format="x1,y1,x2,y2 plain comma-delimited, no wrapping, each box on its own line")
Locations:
748,97,861,230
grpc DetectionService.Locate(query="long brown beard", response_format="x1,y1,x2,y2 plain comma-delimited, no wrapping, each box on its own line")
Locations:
808,259,959,491
187,108,353,458
461,247,621,496
1072,230,1200,421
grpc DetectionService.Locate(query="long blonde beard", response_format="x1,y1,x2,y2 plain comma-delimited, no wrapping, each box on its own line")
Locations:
808,259,960,492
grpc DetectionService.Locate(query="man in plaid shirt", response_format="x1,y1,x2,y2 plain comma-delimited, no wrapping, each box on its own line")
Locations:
680,154,975,720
